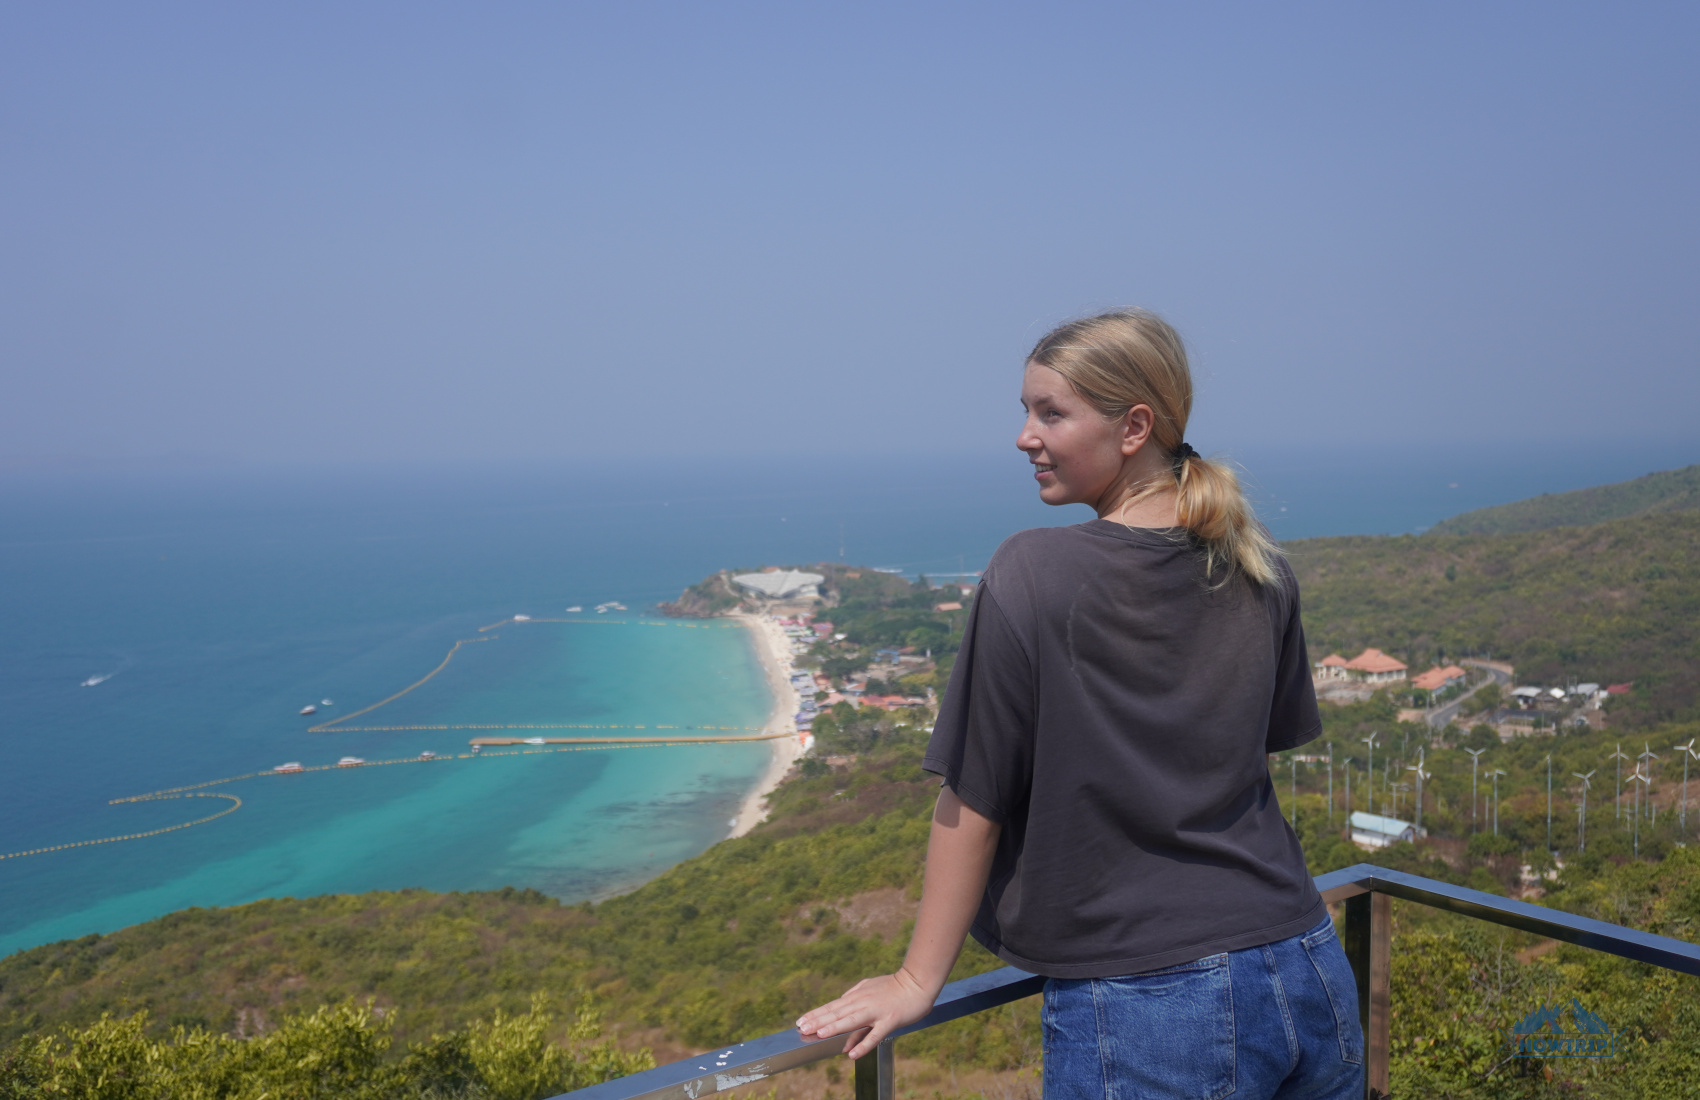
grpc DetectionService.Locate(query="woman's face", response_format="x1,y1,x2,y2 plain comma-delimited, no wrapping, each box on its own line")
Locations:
1017,362,1134,509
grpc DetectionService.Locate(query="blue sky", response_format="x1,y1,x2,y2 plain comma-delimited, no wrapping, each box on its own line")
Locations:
3,2,1696,470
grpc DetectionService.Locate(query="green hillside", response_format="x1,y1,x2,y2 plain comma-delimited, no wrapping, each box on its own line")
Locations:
1289,512,1700,728
6,713,1700,1099
1430,464,1700,535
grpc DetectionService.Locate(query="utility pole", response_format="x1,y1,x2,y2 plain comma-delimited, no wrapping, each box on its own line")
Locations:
1609,743,1631,821
1362,733,1379,815
1574,770,1595,851
1466,747,1487,832
1676,739,1697,836
1489,769,1507,837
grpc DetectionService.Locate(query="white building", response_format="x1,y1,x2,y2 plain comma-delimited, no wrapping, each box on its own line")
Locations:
732,570,825,600
1349,811,1424,850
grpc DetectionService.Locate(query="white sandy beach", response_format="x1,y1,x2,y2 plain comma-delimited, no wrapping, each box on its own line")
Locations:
729,612,804,837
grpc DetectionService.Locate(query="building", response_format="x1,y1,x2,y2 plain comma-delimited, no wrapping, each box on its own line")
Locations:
1343,648,1409,683
1410,664,1467,692
733,570,825,600
1349,811,1423,850
1316,653,1351,680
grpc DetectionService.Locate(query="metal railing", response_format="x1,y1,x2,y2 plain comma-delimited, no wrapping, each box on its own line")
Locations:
556,863,1700,1100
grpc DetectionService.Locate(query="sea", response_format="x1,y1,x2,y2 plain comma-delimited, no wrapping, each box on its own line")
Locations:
2,440,1694,958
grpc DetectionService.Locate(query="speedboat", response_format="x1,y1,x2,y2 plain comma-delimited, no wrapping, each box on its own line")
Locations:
274,762,304,772
81,674,111,687
565,606,583,612
523,737,546,745
300,705,317,716
419,750,437,759
321,698,334,706
337,756,364,767
514,614,531,621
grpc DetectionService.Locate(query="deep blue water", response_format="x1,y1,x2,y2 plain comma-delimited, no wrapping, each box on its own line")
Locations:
1,439,1693,956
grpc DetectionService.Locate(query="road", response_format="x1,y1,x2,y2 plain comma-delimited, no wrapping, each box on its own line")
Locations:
1424,659,1514,730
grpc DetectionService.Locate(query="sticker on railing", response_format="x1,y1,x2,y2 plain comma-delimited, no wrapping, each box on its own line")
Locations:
1497,999,1626,1058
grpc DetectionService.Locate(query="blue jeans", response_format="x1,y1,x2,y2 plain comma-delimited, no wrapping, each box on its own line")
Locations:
1041,916,1363,1100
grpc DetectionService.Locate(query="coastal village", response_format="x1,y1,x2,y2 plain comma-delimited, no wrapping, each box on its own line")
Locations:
673,560,1653,857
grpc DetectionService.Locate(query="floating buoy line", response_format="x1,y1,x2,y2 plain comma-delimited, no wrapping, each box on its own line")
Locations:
2,615,778,863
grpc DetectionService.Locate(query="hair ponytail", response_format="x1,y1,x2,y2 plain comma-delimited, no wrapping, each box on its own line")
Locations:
1027,309,1281,587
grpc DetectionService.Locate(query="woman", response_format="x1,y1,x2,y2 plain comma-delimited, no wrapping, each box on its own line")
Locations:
796,310,1362,1099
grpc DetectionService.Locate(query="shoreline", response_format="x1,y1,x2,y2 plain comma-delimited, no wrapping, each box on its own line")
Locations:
729,612,804,837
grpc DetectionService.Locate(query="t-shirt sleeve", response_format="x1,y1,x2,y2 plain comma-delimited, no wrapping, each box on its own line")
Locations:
1264,564,1323,753
922,585,1035,825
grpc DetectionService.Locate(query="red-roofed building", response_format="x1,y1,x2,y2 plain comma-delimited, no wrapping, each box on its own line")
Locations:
1607,683,1634,695
1411,665,1468,692
1316,654,1350,681
934,602,963,612
1343,648,1408,683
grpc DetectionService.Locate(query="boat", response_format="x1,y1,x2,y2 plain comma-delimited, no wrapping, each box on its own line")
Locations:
81,674,111,687
274,762,304,772
594,601,627,613
523,737,546,745
320,698,334,706
419,750,437,759
300,705,317,715
565,606,583,613
337,756,364,767
514,614,531,621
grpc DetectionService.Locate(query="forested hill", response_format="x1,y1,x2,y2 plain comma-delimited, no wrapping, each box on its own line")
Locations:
1429,463,1700,535
1288,511,1699,728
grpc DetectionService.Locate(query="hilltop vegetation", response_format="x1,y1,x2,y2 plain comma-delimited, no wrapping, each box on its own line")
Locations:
1430,463,1700,535
1289,512,1700,728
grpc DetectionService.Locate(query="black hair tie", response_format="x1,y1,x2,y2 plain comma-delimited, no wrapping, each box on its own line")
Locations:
1171,442,1198,474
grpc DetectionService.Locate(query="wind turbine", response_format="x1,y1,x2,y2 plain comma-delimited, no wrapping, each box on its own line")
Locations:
1574,770,1595,851
1465,747,1488,832
1609,743,1631,821
1407,750,1429,832
1289,754,1298,831
1489,769,1508,837
1629,770,1651,858
1362,733,1379,815
1638,743,1662,826
1544,753,1554,852
1674,739,1697,835
1327,743,1335,823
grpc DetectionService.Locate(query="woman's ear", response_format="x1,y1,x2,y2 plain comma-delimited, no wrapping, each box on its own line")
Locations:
1120,404,1156,456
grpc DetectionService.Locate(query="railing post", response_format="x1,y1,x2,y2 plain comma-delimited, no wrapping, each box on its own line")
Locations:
853,1038,894,1100
1343,892,1391,1100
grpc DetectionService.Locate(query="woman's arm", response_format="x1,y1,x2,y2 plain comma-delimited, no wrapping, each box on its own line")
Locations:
794,786,1001,1059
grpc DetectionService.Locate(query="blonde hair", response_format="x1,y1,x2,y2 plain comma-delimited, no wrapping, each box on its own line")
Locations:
1027,309,1281,586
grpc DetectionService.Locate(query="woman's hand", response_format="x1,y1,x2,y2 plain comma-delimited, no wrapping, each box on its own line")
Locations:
796,967,938,1059
793,788,1002,1061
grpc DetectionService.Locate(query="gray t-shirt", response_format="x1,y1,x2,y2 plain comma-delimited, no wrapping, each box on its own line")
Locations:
923,519,1325,979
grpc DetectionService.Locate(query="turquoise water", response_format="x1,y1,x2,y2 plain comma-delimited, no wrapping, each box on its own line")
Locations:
2,442,1694,957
